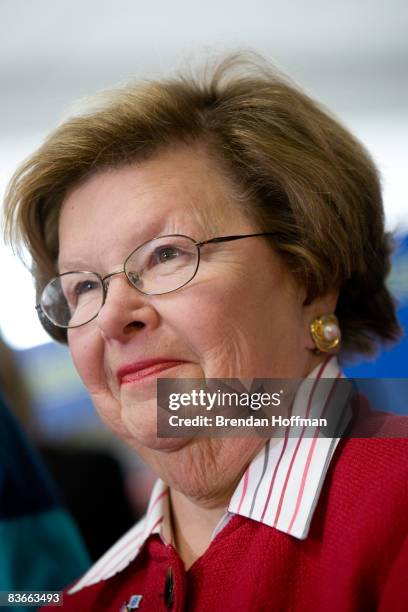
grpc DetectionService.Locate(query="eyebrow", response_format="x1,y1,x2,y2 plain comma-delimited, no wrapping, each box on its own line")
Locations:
57,259,92,273
56,193,219,274
57,217,206,274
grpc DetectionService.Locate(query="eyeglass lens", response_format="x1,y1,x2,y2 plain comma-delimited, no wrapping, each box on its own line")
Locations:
40,235,199,328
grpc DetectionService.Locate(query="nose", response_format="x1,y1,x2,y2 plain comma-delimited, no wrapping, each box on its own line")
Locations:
96,273,160,342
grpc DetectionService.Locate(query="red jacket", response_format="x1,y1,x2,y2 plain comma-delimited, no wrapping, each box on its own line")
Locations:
46,407,408,612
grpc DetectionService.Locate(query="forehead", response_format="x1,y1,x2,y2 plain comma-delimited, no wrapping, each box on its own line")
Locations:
58,146,246,270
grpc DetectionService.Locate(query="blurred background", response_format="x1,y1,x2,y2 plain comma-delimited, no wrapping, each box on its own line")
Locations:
0,0,407,559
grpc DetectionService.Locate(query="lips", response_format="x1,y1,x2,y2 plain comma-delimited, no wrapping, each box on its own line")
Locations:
117,358,187,385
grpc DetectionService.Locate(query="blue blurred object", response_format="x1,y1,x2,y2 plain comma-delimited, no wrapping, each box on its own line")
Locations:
345,234,408,376
0,394,90,609
344,234,408,414
15,343,99,441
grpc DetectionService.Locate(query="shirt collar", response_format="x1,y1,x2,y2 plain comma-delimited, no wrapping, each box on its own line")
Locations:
69,355,351,594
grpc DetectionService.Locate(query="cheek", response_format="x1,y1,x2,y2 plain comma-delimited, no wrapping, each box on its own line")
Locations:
68,327,106,390
162,283,264,377
68,328,129,438
162,274,305,378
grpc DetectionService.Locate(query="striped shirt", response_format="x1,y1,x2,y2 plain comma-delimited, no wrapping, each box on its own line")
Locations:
70,355,351,594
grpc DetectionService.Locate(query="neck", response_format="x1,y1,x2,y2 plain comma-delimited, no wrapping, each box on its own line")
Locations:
169,484,234,569
158,437,266,568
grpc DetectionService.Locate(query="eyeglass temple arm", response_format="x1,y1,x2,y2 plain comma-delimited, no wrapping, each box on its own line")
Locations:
195,232,278,247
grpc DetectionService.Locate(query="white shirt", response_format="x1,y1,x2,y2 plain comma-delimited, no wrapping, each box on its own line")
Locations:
70,355,351,594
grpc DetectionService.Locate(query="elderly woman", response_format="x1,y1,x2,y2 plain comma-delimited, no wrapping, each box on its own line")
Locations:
4,55,408,611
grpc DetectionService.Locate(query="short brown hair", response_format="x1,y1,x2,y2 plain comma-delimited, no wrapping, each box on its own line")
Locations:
3,53,401,358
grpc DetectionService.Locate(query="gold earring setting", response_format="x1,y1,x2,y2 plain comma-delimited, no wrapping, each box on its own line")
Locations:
310,314,341,352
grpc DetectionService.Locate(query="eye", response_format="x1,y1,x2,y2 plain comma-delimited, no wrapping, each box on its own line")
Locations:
64,280,100,309
152,245,183,265
74,280,99,296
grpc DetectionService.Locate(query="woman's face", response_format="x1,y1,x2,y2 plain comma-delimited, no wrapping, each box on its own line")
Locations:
59,146,326,454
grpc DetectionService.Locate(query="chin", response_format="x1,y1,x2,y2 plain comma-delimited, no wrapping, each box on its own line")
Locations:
120,397,192,452
131,434,192,453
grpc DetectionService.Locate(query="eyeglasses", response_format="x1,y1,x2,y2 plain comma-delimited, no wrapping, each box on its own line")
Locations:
36,232,276,329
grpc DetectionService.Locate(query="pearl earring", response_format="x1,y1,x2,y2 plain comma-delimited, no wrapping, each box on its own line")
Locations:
310,314,341,352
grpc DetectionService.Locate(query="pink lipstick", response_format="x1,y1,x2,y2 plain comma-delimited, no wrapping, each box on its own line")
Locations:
117,359,187,385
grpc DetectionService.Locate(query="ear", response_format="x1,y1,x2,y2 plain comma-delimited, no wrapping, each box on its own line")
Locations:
301,289,340,351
